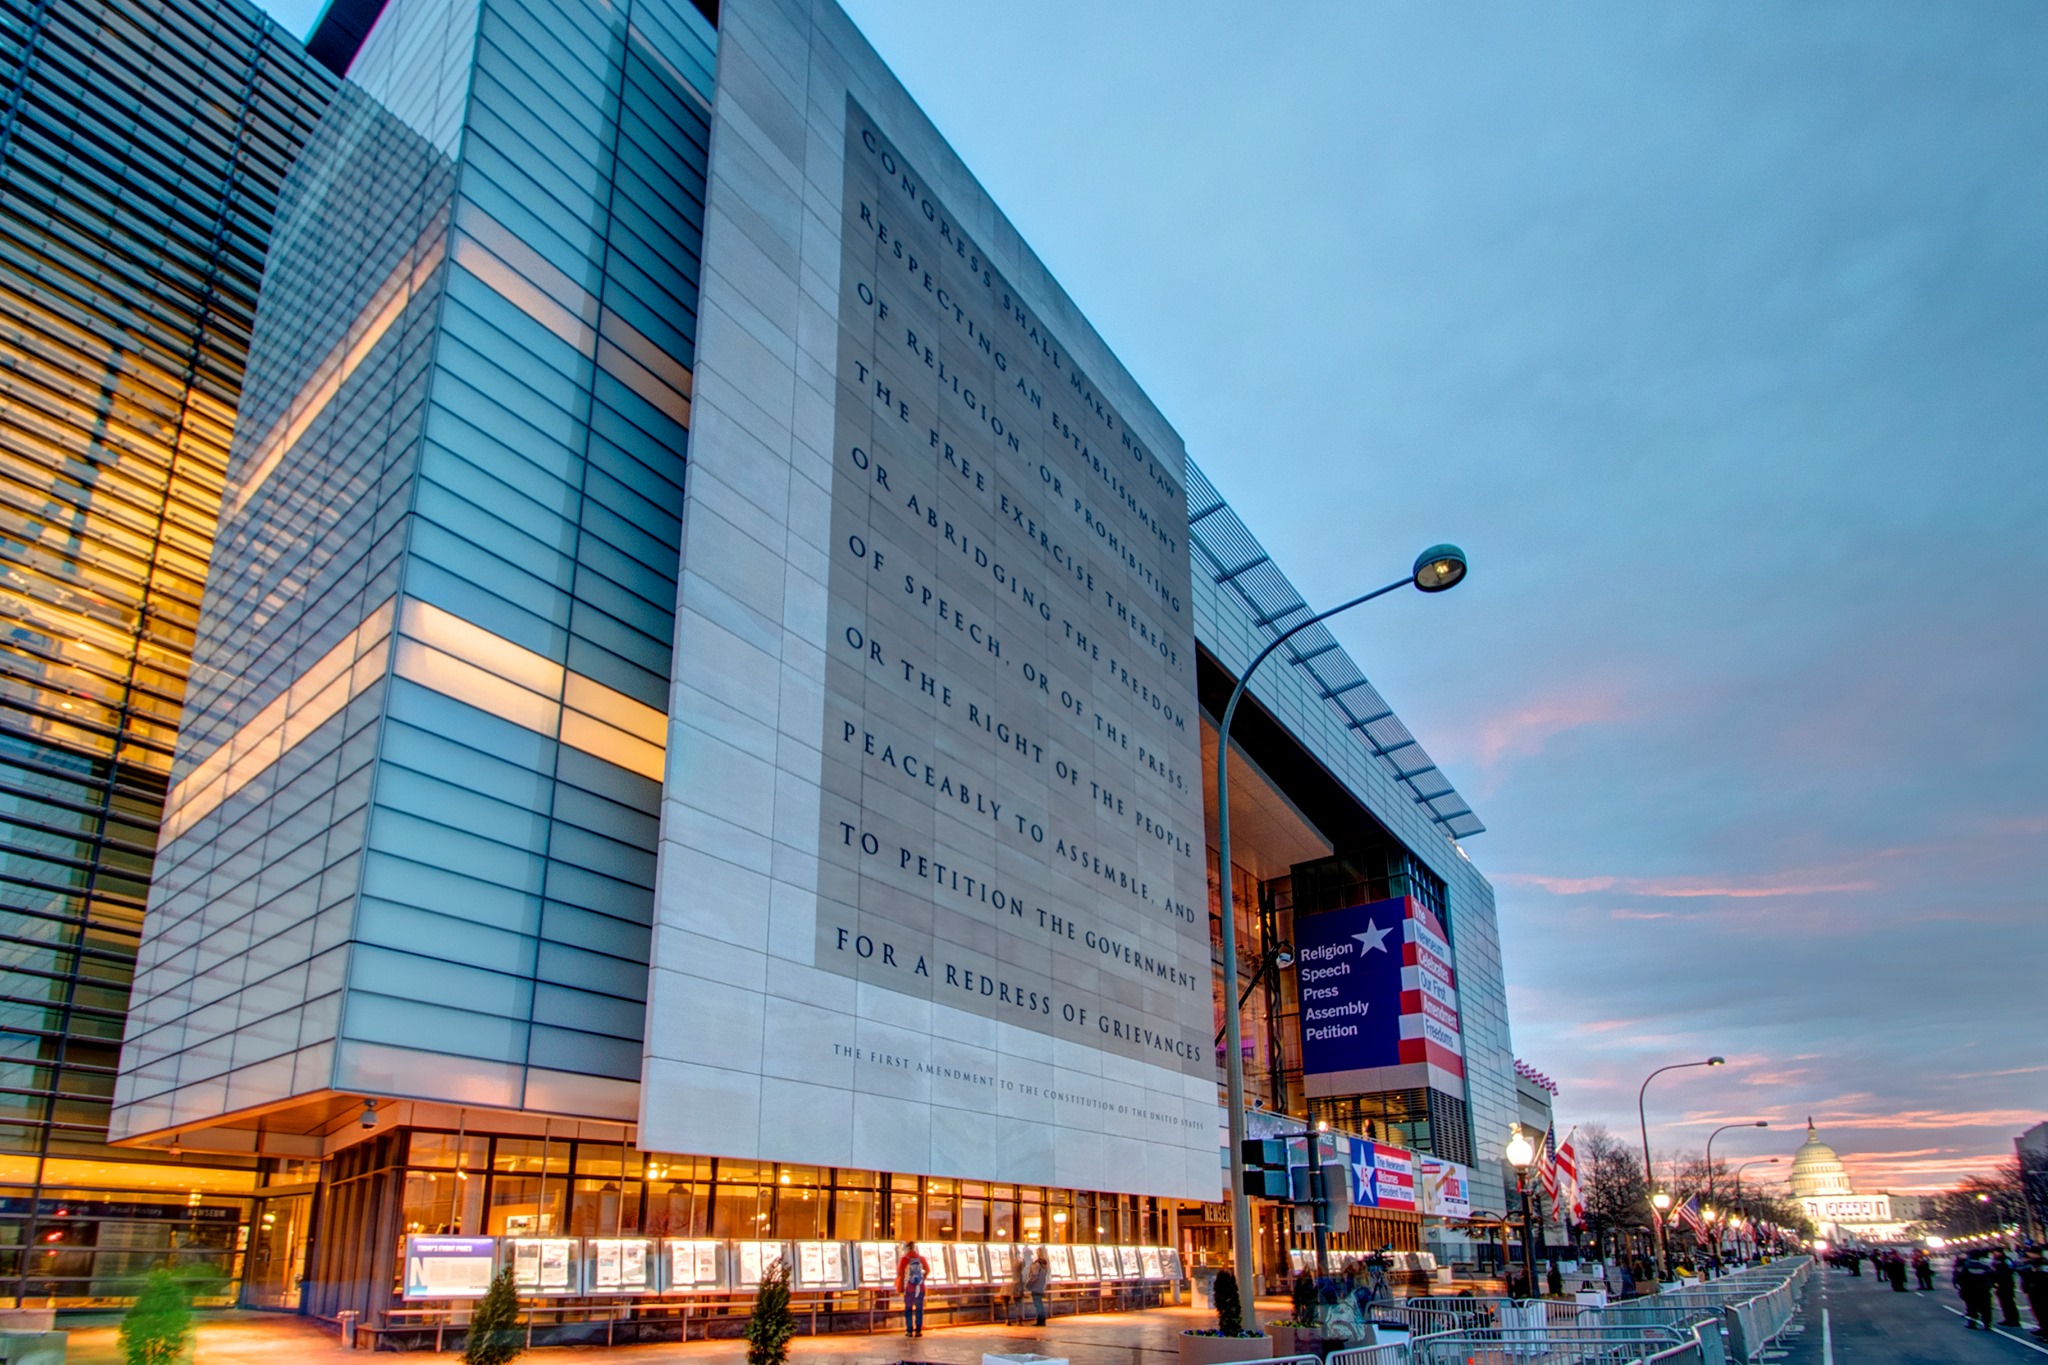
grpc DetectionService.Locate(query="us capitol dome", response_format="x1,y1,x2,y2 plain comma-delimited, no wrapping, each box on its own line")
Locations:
1789,1120,1855,1198
1788,1119,1908,1243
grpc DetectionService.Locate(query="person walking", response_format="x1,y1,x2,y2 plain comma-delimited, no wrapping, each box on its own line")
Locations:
1993,1249,2023,1329
1026,1246,1052,1327
1955,1248,1997,1331
1007,1246,1030,1324
1887,1251,1908,1292
1912,1249,1934,1291
896,1241,930,1338
2019,1249,2048,1340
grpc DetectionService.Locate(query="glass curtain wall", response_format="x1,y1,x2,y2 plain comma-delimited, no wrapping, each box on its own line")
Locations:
0,0,332,1304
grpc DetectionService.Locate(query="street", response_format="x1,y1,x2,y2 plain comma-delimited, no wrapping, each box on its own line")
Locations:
1781,1261,2047,1365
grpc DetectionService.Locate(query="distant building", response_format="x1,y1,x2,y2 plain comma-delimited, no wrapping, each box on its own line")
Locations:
1512,1060,1570,1250
1789,1119,1909,1243
2018,1121,2048,1242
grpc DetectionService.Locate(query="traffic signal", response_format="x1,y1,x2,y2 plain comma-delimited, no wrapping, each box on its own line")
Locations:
1240,1139,1289,1198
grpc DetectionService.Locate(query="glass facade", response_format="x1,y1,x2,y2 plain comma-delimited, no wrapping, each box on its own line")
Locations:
112,0,715,1140
0,0,331,1302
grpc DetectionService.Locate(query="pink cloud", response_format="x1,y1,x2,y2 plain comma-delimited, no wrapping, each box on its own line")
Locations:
1500,871,1874,899
1459,690,1629,768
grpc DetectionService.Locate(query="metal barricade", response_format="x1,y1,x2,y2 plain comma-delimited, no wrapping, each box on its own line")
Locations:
1325,1342,1415,1365
1407,1324,1686,1365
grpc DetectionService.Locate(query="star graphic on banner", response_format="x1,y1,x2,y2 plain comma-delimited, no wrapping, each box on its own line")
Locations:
1353,920,1392,955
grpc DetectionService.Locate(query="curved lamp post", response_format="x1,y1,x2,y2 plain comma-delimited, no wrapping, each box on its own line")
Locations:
1218,545,1468,1298
1705,1120,1769,1204
1637,1057,1724,1279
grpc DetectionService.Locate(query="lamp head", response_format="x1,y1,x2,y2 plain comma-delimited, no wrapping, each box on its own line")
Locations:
1274,945,1295,969
1754,1120,1768,1127
1411,545,1468,593
1706,1056,1726,1066
1504,1128,1536,1170
1653,1191,1672,1211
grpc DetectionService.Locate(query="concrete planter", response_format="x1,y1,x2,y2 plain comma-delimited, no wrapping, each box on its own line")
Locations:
1178,1331,1271,1365
1267,1324,1303,1357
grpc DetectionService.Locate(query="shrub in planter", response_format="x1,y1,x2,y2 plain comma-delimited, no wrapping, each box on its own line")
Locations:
463,1268,525,1365
120,1267,191,1365
1213,1269,1245,1337
1179,1271,1268,1365
743,1258,797,1365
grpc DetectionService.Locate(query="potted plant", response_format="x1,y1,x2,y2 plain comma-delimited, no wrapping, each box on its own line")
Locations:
1179,1270,1269,1365
1268,1271,1319,1357
743,1258,797,1365
462,1268,525,1365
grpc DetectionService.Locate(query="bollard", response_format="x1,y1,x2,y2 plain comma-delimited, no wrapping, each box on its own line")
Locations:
337,1309,359,1348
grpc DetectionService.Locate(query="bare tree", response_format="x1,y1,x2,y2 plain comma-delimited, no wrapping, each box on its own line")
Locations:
1577,1125,1649,1254
1928,1158,2027,1236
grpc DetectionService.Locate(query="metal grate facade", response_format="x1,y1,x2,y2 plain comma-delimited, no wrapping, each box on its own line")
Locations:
1185,459,1483,840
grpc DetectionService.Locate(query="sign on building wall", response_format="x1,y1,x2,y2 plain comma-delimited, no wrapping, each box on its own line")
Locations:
1417,1156,1473,1219
644,12,1217,1202
1295,897,1466,1096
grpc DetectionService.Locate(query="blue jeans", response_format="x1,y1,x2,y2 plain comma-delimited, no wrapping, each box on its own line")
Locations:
903,1286,925,1333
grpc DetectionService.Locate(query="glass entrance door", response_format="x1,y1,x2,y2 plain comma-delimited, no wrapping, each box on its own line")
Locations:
242,1194,312,1310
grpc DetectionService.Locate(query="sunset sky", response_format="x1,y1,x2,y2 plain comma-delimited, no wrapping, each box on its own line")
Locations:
265,0,2048,1193
834,1,2048,1195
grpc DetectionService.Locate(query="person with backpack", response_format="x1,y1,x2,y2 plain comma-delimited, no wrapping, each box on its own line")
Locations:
896,1241,930,1337
1026,1246,1052,1326
1955,1248,1997,1330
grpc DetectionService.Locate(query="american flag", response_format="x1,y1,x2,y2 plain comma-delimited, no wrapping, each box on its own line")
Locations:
1673,1193,1707,1237
1537,1124,1560,1206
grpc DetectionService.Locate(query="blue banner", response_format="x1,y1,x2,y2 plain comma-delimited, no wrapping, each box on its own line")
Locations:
1295,897,1406,1074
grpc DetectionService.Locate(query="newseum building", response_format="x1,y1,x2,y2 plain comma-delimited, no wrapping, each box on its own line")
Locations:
91,0,1518,1340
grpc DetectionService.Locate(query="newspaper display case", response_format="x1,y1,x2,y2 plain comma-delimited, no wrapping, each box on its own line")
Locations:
733,1240,790,1288
505,1237,582,1295
793,1240,852,1290
948,1242,987,1283
402,1236,496,1300
664,1239,725,1292
855,1241,901,1289
1045,1244,1076,1281
585,1238,656,1294
919,1243,954,1287
1068,1244,1099,1279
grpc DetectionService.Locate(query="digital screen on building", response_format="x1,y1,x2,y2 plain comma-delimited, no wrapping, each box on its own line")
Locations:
643,59,1216,1200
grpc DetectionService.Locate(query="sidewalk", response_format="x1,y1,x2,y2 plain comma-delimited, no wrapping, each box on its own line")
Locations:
60,1300,1271,1365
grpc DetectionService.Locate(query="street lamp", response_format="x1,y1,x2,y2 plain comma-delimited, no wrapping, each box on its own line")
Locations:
1506,1126,1539,1299
1704,1120,1767,1272
1705,1121,1768,1204
1637,1057,1724,1280
1732,1157,1778,1231
1217,545,1469,1298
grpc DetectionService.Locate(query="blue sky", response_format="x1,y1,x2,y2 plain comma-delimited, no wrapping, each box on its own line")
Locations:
828,1,2048,1193
269,0,2048,1192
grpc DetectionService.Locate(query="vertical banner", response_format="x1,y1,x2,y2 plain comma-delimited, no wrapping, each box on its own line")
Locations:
1295,897,1465,1088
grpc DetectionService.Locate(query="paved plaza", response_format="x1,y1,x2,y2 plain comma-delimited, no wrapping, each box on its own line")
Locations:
57,1301,1253,1365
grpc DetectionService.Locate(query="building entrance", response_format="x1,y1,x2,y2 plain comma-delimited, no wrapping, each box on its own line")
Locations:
242,1194,313,1311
